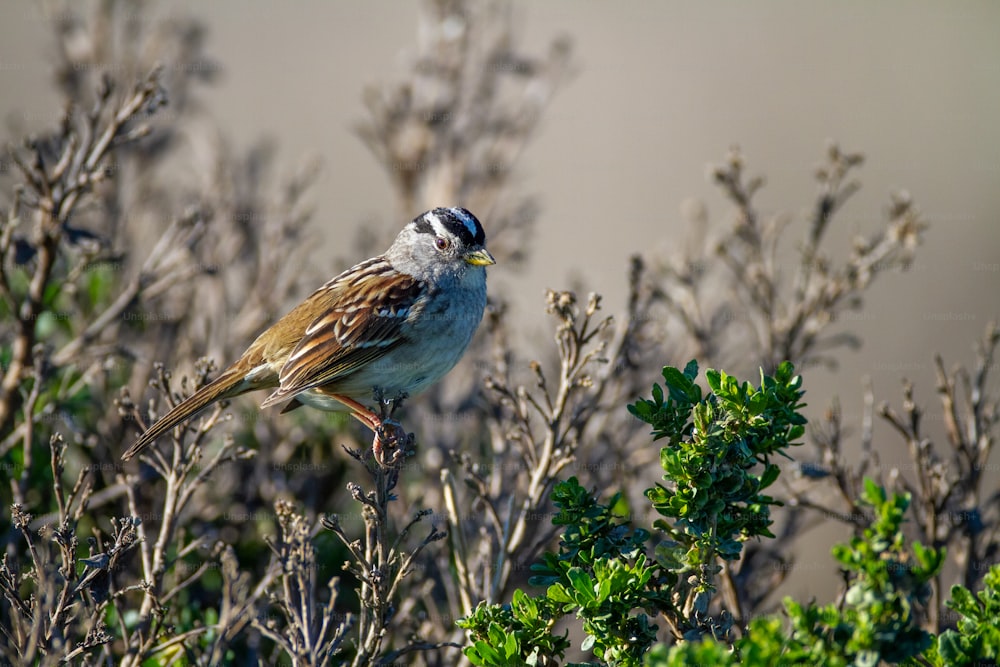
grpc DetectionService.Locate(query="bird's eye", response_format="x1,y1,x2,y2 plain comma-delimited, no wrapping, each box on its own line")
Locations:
435,237,450,251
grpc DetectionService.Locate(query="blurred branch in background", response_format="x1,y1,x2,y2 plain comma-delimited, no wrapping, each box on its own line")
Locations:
0,66,166,438
0,0,325,663
357,0,572,267
639,142,926,378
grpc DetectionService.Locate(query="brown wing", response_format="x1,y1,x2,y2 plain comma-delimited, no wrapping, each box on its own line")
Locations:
259,264,424,407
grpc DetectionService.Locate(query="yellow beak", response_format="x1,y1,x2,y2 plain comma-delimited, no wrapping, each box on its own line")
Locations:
464,248,496,266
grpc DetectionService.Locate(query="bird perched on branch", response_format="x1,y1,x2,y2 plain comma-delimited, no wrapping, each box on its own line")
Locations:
122,207,494,461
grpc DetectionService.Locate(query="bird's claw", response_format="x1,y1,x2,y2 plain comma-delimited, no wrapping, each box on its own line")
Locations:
372,418,411,467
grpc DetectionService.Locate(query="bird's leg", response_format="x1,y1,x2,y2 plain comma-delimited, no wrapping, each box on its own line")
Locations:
327,393,382,431
369,388,410,466
319,390,408,465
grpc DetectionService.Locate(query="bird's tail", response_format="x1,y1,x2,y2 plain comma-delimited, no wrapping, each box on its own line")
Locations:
121,366,249,461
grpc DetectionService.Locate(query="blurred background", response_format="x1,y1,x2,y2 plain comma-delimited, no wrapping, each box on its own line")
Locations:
1,0,997,606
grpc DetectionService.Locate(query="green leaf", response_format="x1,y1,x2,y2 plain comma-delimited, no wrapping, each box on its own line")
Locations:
759,463,780,490
936,630,966,663
567,567,596,605
704,368,722,395
504,631,519,659
661,366,697,403
470,640,500,665
547,583,573,605
912,542,944,578
862,477,885,504
947,584,977,616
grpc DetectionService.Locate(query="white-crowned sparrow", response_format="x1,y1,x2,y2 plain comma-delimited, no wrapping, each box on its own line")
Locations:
122,207,494,461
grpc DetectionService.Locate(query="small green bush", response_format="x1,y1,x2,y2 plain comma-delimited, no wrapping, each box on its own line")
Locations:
461,362,998,666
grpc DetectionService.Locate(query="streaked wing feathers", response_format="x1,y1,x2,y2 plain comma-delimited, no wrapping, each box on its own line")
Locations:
263,266,424,405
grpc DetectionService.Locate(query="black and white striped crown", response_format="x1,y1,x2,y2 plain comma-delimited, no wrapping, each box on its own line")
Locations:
413,207,486,248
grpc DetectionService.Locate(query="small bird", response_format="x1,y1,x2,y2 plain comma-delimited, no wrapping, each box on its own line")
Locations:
122,207,495,461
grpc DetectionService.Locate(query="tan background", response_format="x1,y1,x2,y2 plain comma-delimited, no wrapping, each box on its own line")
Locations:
2,1,998,602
